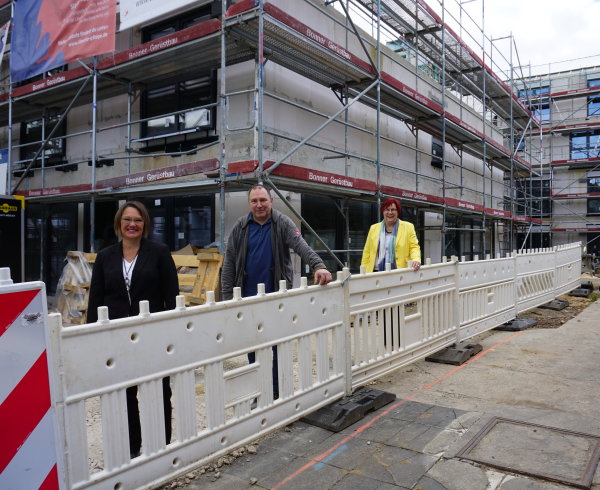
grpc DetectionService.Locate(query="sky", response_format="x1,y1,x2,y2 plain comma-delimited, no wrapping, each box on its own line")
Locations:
457,0,600,76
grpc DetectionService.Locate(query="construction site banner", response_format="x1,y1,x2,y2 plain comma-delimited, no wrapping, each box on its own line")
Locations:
0,21,9,71
119,0,204,30
10,0,116,83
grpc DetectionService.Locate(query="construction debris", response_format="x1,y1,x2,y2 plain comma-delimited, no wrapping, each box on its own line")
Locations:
55,251,93,325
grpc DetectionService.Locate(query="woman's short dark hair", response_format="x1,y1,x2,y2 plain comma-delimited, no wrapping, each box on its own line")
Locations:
114,201,151,238
380,197,401,216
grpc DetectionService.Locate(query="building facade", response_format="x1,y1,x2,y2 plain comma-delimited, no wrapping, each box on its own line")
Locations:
0,0,539,292
516,65,600,255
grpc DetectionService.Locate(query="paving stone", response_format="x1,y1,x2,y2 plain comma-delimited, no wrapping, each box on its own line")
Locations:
348,444,438,488
350,415,412,444
221,447,299,483
305,437,383,471
498,475,569,489
184,472,257,489
422,459,490,490
258,421,336,456
413,405,470,429
331,473,408,489
385,421,447,452
420,428,465,455
387,400,437,422
258,455,347,490
412,474,449,490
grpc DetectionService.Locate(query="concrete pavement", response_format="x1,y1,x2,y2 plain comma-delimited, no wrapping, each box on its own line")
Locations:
187,298,600,489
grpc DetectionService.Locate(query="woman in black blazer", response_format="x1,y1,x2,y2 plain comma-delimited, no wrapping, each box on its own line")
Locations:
87,200,179,458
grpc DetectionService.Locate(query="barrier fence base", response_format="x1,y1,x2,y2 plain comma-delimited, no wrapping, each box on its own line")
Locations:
569,288,591,298
496,317,538,331
425,341,482,366
301,387,396,432
580,281,594,291
540,299,569,311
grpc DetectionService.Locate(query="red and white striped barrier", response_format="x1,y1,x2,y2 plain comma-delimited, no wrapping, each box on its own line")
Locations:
0,268,64,490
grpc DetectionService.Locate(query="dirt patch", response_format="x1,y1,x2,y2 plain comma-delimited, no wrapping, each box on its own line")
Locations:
522,294,596,329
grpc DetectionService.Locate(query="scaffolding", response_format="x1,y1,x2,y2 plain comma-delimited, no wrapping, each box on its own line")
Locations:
0,0,542,280
515,63,600,251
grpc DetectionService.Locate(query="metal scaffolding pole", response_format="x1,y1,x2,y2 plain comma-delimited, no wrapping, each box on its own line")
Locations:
90,57,99,253
219,0,228,253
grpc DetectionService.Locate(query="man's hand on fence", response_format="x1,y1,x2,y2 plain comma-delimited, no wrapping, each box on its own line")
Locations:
314,268,333,285
411,261,421,271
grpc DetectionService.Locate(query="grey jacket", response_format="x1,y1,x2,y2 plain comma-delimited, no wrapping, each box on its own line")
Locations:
221,209,327,300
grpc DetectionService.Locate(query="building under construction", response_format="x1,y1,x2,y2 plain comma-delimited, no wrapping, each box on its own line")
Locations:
516,65,600,256
0,0,543,292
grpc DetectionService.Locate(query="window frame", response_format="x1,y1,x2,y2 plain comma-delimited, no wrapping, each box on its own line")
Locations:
19,114,67,168
518,86,550,123
570,130,600,160
588,79,600,117
138,4,220,148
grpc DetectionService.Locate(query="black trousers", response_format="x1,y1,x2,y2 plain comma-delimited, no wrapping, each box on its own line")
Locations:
126,376,172,456
248,347,279,400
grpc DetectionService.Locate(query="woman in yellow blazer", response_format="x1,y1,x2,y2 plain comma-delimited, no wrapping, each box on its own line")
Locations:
361,197,421,272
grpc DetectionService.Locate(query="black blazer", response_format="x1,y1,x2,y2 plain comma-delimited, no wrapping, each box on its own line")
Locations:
87,238,179,323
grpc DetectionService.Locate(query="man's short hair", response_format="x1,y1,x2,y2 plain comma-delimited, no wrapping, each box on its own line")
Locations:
248,184,272,198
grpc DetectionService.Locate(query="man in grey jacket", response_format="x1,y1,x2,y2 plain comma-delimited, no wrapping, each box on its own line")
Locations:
221,184,332,400
221,185,332,300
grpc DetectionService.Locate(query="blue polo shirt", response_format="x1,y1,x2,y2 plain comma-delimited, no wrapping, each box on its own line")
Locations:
243,215,274,297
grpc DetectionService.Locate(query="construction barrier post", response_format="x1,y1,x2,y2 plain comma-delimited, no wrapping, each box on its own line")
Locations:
0,267,65,490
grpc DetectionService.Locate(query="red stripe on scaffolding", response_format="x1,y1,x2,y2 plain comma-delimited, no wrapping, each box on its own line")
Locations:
0,289,39,335
0,351,51,474
225,0,258,17
263,3,376,76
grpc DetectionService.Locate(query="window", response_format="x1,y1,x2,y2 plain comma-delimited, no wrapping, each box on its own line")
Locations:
300,196,381,273
514,178,551,216
588,176,600,215
431,137,444,168
531,179,552,217
518,86,550,123
139,5,219,147
19,115,67,169
138,195,215,250
141,73,216,139
570,130,600,160
588,79,600,117
443,215,484,260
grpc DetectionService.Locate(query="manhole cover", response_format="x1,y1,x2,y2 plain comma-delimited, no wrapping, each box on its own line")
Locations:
456,417,600,489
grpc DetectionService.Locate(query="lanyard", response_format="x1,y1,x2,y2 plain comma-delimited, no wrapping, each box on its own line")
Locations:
123,255,138,305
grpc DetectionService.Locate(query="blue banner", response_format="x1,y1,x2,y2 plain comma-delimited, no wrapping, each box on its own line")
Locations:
10,0,116,83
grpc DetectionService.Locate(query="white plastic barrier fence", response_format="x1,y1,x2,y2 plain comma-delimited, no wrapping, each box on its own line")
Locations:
554,243,583,296
457,254,516,341
4,243,582,489
48,277,348,490
0,268,64,490
348,261,458,390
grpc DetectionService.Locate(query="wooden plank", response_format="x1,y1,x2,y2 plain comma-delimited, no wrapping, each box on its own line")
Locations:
172,254,203,268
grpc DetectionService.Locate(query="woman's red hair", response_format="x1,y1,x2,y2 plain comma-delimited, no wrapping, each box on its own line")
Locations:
380,197,401,216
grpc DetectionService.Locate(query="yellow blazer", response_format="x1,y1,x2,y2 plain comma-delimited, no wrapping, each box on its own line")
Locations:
361,220,421,272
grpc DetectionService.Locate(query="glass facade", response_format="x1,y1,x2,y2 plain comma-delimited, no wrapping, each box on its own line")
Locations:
571,130,600,160
518,86,550,123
